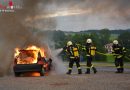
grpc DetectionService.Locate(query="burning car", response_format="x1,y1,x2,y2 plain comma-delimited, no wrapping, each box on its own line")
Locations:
13,45,52,77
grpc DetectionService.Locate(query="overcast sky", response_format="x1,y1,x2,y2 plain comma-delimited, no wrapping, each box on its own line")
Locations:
54,0,130,31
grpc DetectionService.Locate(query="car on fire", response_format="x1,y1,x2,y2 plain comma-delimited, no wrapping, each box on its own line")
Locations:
13,46,52,77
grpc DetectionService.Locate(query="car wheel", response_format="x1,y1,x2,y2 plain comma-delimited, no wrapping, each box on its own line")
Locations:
40,68,44,76
14,72,21,77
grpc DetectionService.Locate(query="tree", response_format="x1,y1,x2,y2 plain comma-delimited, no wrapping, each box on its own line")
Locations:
52,30,66,48
118,31,130,61
118,31,130,49
99,28,111,45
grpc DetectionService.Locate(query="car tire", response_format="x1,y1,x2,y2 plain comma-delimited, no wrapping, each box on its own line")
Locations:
14,72,21,77
40,68,44,76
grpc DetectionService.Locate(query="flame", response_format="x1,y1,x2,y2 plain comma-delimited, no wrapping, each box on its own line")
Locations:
27,45,46,57
23,72,40,77
14,48,20,57
14,45,46,64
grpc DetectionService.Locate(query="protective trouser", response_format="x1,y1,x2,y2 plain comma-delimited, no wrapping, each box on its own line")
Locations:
67,57,82,74
115,57,124,73
85,56,97,74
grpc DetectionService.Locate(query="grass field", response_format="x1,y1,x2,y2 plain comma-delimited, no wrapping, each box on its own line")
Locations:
110,34,119,40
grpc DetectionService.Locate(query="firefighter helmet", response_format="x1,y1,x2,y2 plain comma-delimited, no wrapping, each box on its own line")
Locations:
67,41,73,46
113,40,118,45
86,39,92,43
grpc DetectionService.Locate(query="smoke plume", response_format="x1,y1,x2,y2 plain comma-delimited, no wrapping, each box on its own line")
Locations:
50,48,67,75
0,0,57,76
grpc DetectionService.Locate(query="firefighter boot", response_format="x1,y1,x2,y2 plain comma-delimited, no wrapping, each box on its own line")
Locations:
85,68,90,74
66,70,72,75
120,68,124,73
92,67,97,74
115,68,120,73
78,69,82,74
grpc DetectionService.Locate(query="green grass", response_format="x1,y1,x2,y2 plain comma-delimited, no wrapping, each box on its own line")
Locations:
106,55,115,63
110,34,119,40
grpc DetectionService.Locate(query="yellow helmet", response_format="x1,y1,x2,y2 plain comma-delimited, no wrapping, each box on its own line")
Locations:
86,39,92,43
67,41,73,46
113,40,118,45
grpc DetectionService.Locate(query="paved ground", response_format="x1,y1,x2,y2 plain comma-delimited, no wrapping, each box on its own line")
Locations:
0,63,130,90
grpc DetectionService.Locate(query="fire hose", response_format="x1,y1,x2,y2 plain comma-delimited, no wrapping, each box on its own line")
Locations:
96,51,130,61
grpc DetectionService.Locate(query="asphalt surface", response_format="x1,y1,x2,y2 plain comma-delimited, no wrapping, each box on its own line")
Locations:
0,64,130,90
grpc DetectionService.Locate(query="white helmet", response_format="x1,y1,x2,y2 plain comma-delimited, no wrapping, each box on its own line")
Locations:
67,41,73,46
113,40,118,45
86,39,92,43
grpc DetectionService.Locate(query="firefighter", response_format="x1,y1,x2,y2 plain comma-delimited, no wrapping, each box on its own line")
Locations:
112,40,126,73
65,41,82,75
82,39,97,74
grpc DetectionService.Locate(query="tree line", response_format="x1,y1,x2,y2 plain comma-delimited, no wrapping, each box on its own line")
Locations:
49,29,130,62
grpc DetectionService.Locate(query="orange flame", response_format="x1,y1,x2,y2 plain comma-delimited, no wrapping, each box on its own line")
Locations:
14,48,20,57
23,72,40,77
14,45,46,64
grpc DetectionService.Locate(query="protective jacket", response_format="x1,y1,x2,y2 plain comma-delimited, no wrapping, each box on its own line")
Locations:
66,45,79,58
82,43,96,56
112,44,126,58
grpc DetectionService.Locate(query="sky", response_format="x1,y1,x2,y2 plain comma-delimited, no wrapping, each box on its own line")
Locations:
53,0,130,31
0,0,130,31
28,0,130,31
